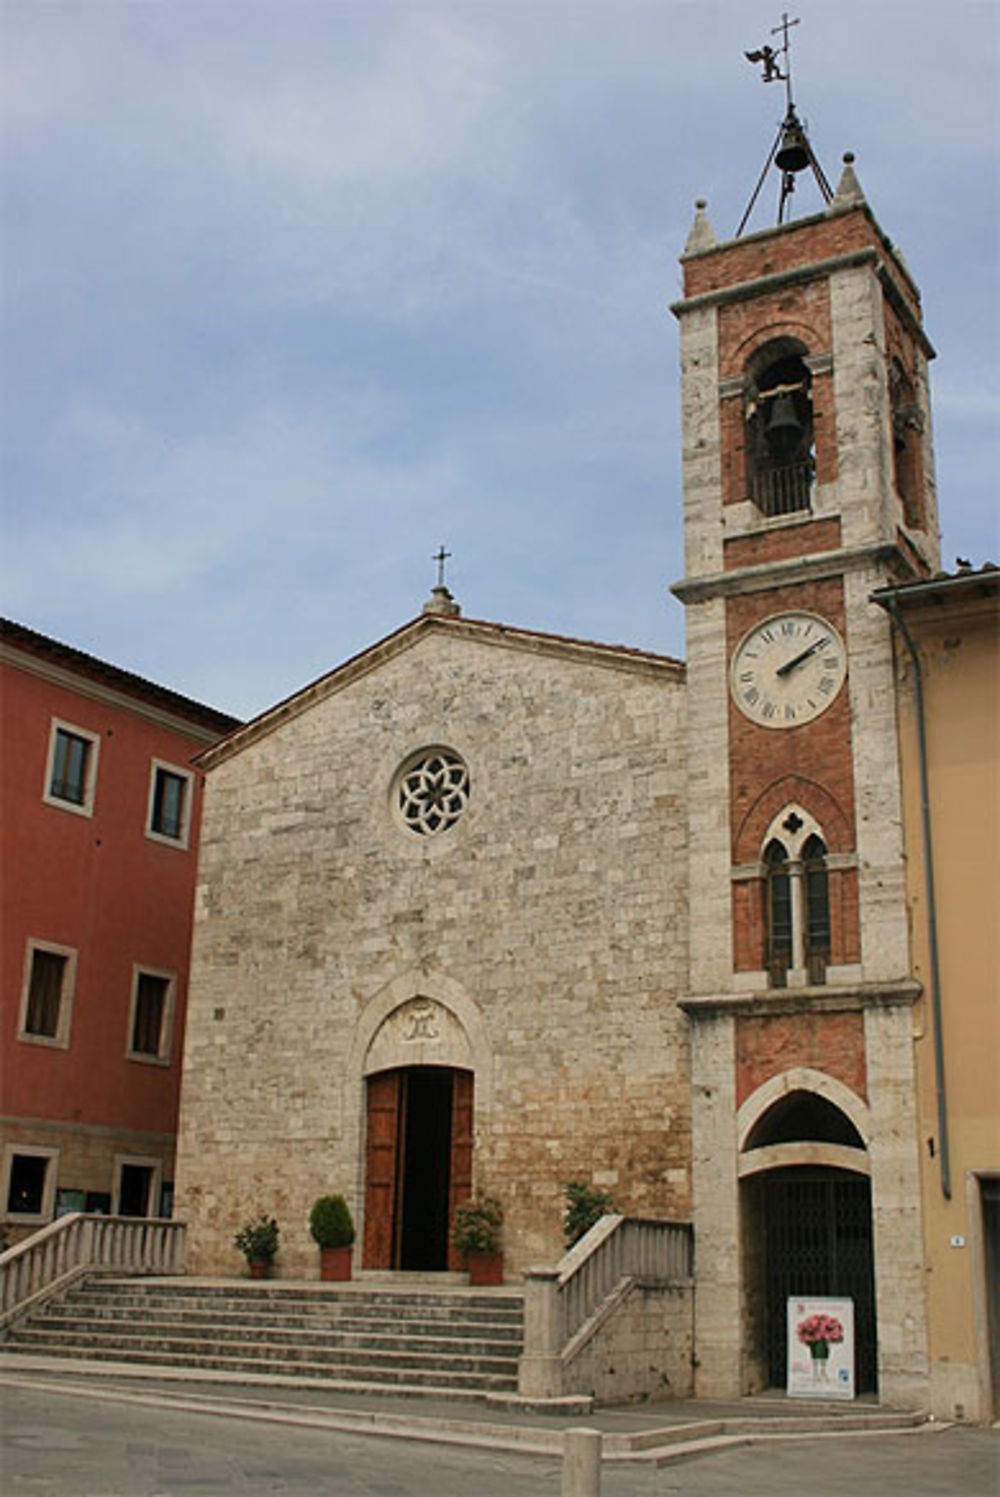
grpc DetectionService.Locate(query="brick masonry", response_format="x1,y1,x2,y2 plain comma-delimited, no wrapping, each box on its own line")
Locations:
736,1010,868,1107
674,192,937,1404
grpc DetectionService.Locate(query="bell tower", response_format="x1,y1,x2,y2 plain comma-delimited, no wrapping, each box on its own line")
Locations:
672,38,935,1408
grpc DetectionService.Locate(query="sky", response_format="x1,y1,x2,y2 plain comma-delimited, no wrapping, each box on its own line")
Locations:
2,1,998,720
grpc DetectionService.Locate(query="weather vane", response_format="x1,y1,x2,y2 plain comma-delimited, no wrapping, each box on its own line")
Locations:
745,12,799,105
433,545,452,590
737,13,833,236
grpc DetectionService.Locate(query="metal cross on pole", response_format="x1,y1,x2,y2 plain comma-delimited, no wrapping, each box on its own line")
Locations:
433,546,452,589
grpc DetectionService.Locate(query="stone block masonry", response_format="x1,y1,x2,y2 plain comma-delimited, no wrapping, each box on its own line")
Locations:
176,623,691,1279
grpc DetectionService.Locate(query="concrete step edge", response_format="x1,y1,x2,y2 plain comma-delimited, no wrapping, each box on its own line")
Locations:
21,1319,522,1351
1,1345,516,1389
5,1340,519,1375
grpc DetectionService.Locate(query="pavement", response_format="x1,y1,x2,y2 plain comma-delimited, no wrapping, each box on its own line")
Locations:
1,1355,998,1496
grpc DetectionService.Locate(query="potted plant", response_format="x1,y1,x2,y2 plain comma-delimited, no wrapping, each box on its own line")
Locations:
233,1214,279,1278
451,1195,504,1285
309,1194,355,1281
563,1181,615,1247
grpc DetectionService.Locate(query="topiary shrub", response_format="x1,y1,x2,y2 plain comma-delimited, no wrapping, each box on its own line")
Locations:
308,1194,355,1249
563,1181,616,1248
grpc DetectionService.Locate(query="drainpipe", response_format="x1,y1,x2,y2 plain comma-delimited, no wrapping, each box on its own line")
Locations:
879,593,951,1199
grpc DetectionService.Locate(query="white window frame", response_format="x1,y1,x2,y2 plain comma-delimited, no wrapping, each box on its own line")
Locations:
125,964,176,1065
2,1145,59,1225
43,718,101,817
18,938,77,1049
112,1154,163,1218
145,759,194,849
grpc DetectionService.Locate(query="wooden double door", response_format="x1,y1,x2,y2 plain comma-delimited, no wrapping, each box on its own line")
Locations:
363,1066,473,1271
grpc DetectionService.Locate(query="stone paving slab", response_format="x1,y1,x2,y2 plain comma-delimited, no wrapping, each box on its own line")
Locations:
2,1377,998,1497
0,1352,927,1462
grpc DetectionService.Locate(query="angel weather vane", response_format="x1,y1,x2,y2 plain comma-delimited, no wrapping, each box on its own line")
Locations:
737,13,833,235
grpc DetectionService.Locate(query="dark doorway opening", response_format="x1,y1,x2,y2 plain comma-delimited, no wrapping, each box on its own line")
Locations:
363,1066,473,1272
399,1068,453,1269
744,1166,878,1393
118,1164,154,1217
981,1179,1000,1419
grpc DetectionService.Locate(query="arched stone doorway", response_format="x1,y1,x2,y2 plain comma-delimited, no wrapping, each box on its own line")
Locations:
363,1064,473,1271
740,1082,878,1393
348,979,491,1274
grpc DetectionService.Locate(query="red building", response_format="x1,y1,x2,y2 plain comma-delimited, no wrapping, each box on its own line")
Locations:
1,619,238,1241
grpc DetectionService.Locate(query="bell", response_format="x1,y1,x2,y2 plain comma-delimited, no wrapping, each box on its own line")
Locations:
766,392,805,455
775,118,810,174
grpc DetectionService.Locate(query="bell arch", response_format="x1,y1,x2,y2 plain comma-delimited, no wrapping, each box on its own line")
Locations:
744,337,815,517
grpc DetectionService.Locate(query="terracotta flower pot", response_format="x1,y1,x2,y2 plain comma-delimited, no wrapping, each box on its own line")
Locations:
465,1251,503,1286
320,1245,353,1281
248,1260,270,1280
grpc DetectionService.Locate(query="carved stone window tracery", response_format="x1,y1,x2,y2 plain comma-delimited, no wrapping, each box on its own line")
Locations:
394,748,470,836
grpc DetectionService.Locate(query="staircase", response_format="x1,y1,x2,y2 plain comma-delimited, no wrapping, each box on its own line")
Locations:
2,1276,525,1397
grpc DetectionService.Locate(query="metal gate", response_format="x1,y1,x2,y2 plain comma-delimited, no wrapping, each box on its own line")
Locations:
752,1167,878,1393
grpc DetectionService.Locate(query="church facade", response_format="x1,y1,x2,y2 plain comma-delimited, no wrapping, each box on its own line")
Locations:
177,156,962,1411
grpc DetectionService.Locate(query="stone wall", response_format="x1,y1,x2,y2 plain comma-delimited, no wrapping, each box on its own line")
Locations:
563,1280,695,1404
175,622,690,1278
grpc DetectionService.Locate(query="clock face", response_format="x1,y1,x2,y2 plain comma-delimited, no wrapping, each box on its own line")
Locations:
730,611,847,728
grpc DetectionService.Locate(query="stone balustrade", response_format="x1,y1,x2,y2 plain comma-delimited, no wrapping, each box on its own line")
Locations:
0,1213,186,1332
519,1215,694,1401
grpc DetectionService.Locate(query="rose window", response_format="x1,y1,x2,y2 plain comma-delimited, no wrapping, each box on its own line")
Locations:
395,749,470,836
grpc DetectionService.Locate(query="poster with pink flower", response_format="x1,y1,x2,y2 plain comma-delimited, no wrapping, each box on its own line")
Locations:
787,1296,855,1399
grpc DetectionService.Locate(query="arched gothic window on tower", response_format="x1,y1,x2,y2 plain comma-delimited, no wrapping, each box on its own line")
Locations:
802,833,831,985
889,359,925,531
764,838,793,987
745,347,814,518
763,815,832,988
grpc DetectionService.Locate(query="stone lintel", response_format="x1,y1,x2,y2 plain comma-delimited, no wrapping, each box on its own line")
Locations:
671,541,910,605
679,978,921,1020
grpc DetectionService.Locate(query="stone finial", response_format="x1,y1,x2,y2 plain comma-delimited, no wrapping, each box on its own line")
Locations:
831,152,866,208
422,584,461,617
684,199,716,254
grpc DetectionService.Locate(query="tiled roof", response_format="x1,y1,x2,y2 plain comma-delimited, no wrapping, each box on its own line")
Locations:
0,617,242,734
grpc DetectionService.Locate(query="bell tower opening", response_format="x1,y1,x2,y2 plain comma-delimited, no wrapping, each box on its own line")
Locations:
746,344,814,518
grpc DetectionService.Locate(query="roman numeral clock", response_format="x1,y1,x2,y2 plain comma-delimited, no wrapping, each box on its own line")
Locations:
730,612,847,727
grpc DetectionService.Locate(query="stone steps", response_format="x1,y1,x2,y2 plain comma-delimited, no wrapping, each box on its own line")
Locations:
29,1309,522,1344
4,1277,525,1396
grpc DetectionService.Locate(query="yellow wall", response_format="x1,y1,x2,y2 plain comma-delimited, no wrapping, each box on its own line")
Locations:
894,582,1000,1421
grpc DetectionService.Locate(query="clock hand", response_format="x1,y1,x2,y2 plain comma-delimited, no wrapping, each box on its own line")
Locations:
776,636,830,678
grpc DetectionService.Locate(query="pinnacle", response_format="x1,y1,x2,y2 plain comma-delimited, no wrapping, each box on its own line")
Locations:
684,199,716,254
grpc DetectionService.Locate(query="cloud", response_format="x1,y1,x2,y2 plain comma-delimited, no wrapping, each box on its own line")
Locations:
1,1,997,716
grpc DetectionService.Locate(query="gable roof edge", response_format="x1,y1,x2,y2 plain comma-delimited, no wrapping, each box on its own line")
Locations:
197,612,684,772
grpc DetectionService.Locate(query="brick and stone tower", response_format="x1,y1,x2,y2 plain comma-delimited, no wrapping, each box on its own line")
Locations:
672,155,938,1406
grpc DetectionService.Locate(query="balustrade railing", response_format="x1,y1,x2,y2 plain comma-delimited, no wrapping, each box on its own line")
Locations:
519,1214,693,1398
752,460,813,517
0,1213,185,1330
